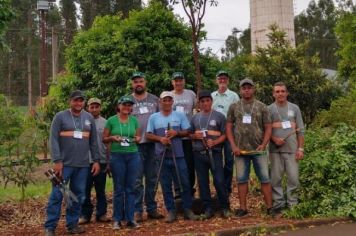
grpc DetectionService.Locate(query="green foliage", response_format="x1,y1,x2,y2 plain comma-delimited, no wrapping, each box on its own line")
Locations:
0,0,14,48
246,24,339,124
285,124,356,219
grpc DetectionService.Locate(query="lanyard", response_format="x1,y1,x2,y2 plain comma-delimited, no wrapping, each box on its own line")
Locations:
198,111,213,130
69,110,83,131
241,100,255,115
274,102,290,121
118,116,131,138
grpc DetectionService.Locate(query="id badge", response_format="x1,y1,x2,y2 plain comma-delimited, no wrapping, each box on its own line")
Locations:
139,106,149,114
281,120,292,129
73,130,83,139
242,114,252,124
216,107,224,114
120,137,130,147
176,106,185,113
201,129,207,138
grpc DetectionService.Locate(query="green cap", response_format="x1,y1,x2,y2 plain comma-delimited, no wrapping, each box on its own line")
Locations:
131,72,145,80
118,95,135,105
172,72,185,80
216,70,229,77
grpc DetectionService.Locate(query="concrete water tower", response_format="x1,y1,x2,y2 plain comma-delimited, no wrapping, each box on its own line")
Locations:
250,0,296,52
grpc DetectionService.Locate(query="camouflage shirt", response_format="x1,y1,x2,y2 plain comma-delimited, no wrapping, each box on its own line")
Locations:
227,99,271,151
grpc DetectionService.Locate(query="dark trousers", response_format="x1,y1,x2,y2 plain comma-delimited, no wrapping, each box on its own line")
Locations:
223,141,233,194
183,139,195,193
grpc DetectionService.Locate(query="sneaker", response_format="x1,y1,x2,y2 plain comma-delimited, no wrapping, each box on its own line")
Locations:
221,209,233,219
165,210,177,223
96,215,110,222
184,209,199,220
67,225,85,234
147,210,164,219
127,221,140,229
235,208,248,217
134,212,143,222
113,221,122,230
201,209,214,220
78,217,90,225
44,229,55,236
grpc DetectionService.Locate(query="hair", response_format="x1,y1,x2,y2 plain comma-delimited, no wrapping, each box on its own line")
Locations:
273,81,288,91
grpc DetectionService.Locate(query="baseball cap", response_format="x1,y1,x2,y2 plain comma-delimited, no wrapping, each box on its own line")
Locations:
172,72,185,80
87,98,101,105
131,72,145,80
160,91,174,99
118,95,135,105
70,90,85,100
198,90,212,100
216,70,229,77
239,78,255,87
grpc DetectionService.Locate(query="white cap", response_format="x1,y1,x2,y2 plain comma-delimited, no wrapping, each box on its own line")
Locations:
160,91,174,99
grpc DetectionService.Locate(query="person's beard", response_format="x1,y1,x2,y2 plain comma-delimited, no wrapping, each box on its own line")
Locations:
134,86,145,94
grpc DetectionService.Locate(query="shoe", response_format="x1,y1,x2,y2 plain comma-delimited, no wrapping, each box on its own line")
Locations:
235,208,248,217
96,215,110,222
221,209,233,218
165,210,177,223
44,229,55,236
267,207,278,217
147,210,164,219
184,209,199,220
201,209,214,220
113,221,122,230
78,217,90,225
127,221,140,229
67,225,85,234
134,212,143,222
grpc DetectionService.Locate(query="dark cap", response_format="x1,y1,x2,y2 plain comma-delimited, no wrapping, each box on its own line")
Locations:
70,90,85,100
239,78,254,87
131,72,145,80
172,72,185,80
198,90,212,100
216,70,229,77
118,95,135,105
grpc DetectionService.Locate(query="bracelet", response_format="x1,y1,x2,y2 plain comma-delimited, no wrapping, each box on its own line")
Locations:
298,147,304,152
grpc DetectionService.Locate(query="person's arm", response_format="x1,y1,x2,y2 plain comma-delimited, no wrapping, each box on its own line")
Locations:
50,114,63,177
102,126,121,143
226,121,240,156
295,106,305,160
257,123,272,151
89,117,100,176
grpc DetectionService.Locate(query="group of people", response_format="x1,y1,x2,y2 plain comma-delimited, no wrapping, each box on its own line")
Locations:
44,70,304,235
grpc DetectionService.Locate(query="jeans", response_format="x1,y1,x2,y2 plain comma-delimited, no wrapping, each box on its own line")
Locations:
44,166,89,230
270,152,299,208
134,143,159,213
223,141,234,194
236,154,270,183
110,152,140,222
183,140,195,192
81,163,108,220
194,151,229,211
160,157,192,211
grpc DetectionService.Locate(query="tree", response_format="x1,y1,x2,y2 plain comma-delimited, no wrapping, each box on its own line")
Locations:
0,0,14,48
221,28,241,61
246,25,339,124
60,0,77,45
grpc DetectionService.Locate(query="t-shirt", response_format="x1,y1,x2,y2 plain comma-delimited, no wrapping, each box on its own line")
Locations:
190,110,226,152
172,89,196,121
129,93,159,144
146,111,190,158
212,89,240,117
227,99,271,151
268,102,304,153
89,116,107,163
105,115,139,153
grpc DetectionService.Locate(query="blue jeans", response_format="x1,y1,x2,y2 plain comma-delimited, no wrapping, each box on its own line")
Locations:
236,154,270,183
194,151,229,211
134,143,159,213
160,157,192,211
110,152,140,222
223,141,233,194
81,163,108,220
44,166,89,230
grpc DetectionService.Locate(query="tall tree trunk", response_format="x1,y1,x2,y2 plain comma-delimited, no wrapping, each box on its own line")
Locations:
27,8,33,111
192,32,201,94
52,27,58,81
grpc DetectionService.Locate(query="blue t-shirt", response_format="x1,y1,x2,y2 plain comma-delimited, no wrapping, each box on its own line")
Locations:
146,111,190,158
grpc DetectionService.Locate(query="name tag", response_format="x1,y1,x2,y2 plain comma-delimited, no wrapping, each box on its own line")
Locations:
176,106,185,113
209,120,217,126
281,120,292,129
242,115,252,124
201,129,207,137
73,131,83,139
139,106,149,114
120,137,130,146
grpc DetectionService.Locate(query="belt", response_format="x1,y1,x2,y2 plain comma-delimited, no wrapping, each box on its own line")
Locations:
59,131,90,138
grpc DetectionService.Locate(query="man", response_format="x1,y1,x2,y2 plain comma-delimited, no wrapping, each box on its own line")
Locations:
212,70,239,195
268,82,304,213
44,90,100,236
226,78,273,217
146,91,198,223
190,90,231,219
79,98,110,224
129,72,164,222
171,72,197,196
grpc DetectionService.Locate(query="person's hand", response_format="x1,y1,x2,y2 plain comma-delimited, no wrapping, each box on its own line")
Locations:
111,136,122,142
272,136,285,146
165,129,178,139
54,162,63,178
160,137,171,145
231,145,240,156
91,162,100,176
104,164,111,177
134,136,141,143
256,144,266,151
296,150,304,161
206,139,215,148
192,131,204,140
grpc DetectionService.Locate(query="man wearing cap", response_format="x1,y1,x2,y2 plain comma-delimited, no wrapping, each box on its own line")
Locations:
44,90,100,236
79,98,110,224
146,91,198,223
128,72,164,222
226,79,273,217
190,90,231,219
212,70,239,196
268,82,305,214
171,71,197,196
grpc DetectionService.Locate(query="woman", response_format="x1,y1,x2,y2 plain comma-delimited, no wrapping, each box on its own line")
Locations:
103,96,141,230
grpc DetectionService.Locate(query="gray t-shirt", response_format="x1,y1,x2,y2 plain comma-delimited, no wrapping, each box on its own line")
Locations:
190,110,226,152
50,110,99,167
268,102,305,153
89,116,107,163
172,89,196,121
130,93,159,143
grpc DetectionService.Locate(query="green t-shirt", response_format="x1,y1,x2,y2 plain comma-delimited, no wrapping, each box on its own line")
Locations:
105,115,139,153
